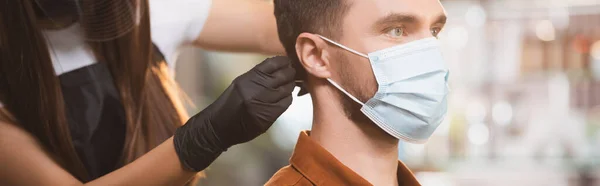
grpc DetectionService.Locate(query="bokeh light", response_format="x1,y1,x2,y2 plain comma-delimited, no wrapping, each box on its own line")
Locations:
591,40,600,60
468,123,489,145
549,7,570,30
535,20,556,41
465,5,486,28
492,101,513,126
466,100,486,124
446,26,469,50
592,41,600,80
573,35,591,54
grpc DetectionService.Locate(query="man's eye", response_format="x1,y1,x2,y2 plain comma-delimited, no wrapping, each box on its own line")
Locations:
386,27,404,38
431,27,442,37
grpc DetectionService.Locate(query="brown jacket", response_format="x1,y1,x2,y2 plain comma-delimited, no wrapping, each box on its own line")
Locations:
265,131,421,186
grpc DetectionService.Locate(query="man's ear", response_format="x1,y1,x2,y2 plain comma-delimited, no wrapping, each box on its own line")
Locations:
295,33,332,79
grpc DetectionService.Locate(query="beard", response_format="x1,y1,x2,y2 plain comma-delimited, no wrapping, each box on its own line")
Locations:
334,53,376,124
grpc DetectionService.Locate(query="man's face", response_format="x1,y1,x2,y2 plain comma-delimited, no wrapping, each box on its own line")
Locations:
327,0,446,121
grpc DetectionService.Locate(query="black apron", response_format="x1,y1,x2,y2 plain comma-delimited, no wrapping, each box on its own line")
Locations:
59,44,165,180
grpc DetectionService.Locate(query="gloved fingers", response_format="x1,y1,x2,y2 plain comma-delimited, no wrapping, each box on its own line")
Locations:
249,95,293,128
255,81,295,103
276,95,293,111
253,56,292,74
264,65,296,88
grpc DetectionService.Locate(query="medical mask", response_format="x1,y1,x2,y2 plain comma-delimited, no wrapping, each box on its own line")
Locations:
319,35,449,143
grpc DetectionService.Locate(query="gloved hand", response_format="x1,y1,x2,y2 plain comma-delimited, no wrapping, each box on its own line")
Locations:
174,56,296,172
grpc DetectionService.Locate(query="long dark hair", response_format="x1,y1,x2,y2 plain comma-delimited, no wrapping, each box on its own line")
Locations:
0,0,188,181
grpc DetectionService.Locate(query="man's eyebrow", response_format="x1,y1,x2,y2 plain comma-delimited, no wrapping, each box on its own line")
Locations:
434,14,447,25
374,13,418,26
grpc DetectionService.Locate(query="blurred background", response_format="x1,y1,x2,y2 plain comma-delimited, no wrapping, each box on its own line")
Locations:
172,0,600,185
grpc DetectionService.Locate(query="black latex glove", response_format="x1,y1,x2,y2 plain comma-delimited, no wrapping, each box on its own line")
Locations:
174,56,296,172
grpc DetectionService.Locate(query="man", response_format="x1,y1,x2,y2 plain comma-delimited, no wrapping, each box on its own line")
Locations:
266,0,449,185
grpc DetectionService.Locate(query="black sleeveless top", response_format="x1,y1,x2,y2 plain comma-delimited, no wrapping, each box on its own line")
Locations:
59,44,166,180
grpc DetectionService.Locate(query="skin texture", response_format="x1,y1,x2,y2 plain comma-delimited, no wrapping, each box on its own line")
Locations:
0,1,285,185
0,121,194,186
0,93,193,185
194,0,285,55
295,0,446,185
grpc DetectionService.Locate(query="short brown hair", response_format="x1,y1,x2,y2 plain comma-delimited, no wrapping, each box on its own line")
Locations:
274,0,351,81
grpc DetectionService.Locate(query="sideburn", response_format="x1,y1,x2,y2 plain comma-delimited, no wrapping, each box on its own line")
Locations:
335,52,374,124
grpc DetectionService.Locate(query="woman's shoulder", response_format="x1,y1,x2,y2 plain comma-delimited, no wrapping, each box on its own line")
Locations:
0,108,23,143
0,108,46,163
0,113,79,186
0,115,36,149
0,120,26,141
0,106,15,124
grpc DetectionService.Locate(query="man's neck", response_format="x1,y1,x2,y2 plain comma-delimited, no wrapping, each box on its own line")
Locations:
309,88,400,186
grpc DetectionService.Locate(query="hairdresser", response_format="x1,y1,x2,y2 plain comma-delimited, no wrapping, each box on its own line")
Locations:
0,0,294,185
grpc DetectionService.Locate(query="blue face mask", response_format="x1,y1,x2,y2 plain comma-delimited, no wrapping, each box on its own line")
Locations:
319,35,450,143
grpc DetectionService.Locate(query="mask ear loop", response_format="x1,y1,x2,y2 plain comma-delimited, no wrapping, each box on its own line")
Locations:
317,35,369,58
315,35,368,106
326,79,365,106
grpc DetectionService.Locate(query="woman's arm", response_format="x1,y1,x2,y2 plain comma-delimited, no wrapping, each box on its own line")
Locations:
0,121,80,186
193,0,284,55
0,122,193,186
0,57,295,186
89,138,195,186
